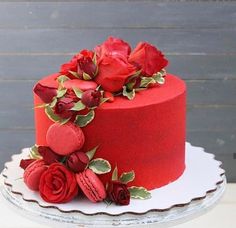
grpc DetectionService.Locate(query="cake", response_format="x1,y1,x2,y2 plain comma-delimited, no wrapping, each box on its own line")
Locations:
20,36,186,206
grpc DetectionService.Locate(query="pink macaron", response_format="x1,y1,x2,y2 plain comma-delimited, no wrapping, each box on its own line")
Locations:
24,159,47,191
46,122,85,156
64,79,98,91
76,169,106,203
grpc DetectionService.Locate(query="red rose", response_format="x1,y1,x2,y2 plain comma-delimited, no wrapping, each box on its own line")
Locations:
60,58,78,78
54,97,75,119
95,36,131,60
60,50,97,79
81,90,101,108
38,146,62,165
39,163,78,203
66,151,89,173
128,42,168,76
33,83,57,103
95,56,136,92
107,181,130,205
74,50,97,78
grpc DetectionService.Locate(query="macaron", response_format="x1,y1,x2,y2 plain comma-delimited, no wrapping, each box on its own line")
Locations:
76,169,106,203
24,159,47,191
46,122,85,156
64,79,98,91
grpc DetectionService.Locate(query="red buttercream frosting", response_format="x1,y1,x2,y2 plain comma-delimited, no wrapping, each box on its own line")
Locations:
34,73,186,190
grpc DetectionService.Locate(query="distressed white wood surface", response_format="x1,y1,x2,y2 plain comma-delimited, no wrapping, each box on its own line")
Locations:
0,170,235,228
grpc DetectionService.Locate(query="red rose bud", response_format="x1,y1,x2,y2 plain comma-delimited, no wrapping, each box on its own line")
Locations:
66,151,89,173
107,181,130,205
129,42,168,76
78,57,97,78
81,90,101,108
54,97,75,119
73,50,97,78
20,159,36,170
33,83,57,103
38,146,62,165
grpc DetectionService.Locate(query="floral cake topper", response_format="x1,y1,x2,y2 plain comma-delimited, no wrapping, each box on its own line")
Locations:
20,37,168,206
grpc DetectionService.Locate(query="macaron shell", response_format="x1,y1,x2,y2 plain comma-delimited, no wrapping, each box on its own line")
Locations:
46,122,85,155
76,169,106,203
64,79,98,91
24,159,47,191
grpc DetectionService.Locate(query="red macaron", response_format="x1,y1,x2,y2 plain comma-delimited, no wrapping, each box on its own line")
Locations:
76,169,106,203
24,159,47,191
64,79,98,91
46,122,85,156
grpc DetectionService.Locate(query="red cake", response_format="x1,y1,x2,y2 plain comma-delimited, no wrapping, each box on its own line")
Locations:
20,36,186,205
34,73,186,190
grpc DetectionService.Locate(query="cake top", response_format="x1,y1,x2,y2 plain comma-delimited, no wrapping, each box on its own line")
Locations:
34,36,170,122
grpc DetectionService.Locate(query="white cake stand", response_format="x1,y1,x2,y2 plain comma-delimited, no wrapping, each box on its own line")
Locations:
0,143,226,228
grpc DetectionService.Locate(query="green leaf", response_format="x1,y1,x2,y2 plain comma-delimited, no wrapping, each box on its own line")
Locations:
73,87,83,99
112,166,118,181
122,86,135,100
70,101,86,111
86,146,99,161
29,145,41,159
140,77,156,88
57,75,70,84
126,81,136,91
119,170,135,184
92,53,97,65
34,103,46,109
49,97,58,108
128,186,151,200
75,110,95,127
89,158,111,174
153,69,166,85
45,105,61,122
59,117,71,125
128,70,142,82
82,72,92,80
69,71,80,79
100,97,110,105
156,76,165,84
60,156,67,164
57,88,67,98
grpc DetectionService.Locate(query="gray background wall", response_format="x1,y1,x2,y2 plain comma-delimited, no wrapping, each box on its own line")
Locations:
0,0,235,182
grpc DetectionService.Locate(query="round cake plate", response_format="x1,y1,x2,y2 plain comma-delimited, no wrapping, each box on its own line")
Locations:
0,143,226,228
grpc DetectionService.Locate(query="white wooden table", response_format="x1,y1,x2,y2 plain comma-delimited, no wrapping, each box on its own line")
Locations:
0,171,235,228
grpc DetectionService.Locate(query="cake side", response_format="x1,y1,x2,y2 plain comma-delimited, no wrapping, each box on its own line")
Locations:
19,36,186,205
34,74,186,190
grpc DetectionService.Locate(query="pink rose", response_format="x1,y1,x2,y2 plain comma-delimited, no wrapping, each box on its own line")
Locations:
129,42,168,76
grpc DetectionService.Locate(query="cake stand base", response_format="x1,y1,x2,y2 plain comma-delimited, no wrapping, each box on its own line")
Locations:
0,143,226,227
